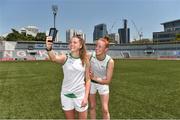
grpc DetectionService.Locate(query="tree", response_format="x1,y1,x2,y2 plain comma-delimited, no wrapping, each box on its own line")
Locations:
5,28,46,41
6,28,21,41
35,32,46,41
0,36,5,41
26,34,35,41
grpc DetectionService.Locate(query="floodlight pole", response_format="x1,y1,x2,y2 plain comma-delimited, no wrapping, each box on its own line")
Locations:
52,5,58,29
54,12,56,28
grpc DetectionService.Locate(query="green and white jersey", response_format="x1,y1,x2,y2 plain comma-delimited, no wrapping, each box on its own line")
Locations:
90,52,111,81
61,53,85,97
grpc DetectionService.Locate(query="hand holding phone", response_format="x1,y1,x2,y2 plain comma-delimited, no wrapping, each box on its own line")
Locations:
48,28,58,42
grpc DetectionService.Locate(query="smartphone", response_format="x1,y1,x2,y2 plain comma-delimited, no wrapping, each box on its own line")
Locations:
48,28,58,42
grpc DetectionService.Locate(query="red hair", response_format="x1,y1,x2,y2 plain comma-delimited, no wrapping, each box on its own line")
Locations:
99,36,110,48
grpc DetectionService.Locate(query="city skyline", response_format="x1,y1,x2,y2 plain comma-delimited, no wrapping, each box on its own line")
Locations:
0,0,180,43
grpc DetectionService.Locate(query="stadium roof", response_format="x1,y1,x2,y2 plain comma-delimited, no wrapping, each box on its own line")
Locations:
161,19,180,25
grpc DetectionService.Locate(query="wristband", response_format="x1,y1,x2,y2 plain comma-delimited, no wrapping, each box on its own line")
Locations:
46,47,52,51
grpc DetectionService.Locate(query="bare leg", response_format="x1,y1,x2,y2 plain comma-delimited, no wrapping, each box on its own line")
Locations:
64,109,75,119
89,94,96,119
100,94,110,119
78,110,87,119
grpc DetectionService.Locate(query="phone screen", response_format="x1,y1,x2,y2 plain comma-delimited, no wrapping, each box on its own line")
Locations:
49,28,57,41
49,29,55,37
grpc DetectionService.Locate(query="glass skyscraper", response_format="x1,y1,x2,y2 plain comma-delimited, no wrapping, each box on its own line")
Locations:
118,19,130,44
93,24,108,42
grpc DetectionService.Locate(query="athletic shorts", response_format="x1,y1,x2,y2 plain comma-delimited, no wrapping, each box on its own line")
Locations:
61,93,88,112
90,82,109,95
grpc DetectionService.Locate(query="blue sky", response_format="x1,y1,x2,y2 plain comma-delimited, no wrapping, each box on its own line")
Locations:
0,0,180,43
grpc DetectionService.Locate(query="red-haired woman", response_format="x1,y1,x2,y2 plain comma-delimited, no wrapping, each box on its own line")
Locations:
89,36,114,119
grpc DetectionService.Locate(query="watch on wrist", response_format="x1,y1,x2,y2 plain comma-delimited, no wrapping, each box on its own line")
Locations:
46,47,52,51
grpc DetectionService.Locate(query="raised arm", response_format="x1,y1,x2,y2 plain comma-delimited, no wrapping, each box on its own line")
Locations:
46,36,66,64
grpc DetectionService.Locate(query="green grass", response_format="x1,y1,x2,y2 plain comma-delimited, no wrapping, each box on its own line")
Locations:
0,60,180,119
0,61,63,119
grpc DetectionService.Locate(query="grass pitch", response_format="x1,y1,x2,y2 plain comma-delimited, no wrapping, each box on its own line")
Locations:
0,60,180,119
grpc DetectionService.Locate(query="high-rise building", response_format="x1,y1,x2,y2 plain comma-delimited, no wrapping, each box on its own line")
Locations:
153,19,180,42
66,29,86,43
108,33,120,44
118,19,130,44
93,24,108,42
118,28,130,44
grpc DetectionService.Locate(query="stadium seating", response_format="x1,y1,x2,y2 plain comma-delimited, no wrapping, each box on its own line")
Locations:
0,41,180,61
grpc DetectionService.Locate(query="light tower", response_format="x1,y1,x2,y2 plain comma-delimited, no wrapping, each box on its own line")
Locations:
52,5,58,28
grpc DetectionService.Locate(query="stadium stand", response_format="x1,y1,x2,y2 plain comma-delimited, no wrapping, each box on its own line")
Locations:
4,41,16,50
0,41,4,50
0,41,180,61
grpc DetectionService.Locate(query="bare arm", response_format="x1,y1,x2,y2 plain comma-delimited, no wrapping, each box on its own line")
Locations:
87,52,92,60
81,59,91,107
91,59,114,85
46,36,66,64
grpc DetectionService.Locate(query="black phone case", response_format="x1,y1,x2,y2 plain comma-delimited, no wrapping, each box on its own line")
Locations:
48,28,58,42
